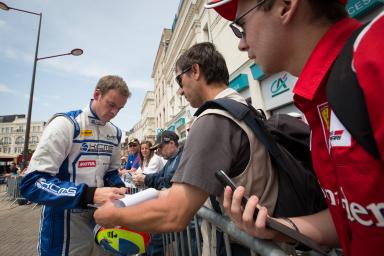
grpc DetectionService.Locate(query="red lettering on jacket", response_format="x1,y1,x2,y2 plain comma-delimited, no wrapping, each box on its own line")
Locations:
78,160,96,168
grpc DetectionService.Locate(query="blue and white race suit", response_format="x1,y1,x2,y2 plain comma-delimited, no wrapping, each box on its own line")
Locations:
20,102,125,256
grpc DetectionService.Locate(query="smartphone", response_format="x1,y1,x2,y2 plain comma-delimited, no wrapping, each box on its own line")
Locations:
215,170,327,255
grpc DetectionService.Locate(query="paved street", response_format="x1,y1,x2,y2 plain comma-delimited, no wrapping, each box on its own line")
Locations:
0,184,40,256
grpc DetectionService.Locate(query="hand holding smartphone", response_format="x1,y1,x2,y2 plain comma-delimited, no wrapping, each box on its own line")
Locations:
215,170,327,255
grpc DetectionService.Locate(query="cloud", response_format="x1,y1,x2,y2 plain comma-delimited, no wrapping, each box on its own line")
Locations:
0,84,13,93
0,20,6,28
38,60,154,91
126,80,153,90
0,47,33,63
40,94,60,100
0,84,33,101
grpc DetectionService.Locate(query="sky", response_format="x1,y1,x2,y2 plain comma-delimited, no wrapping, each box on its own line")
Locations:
0,0,181,132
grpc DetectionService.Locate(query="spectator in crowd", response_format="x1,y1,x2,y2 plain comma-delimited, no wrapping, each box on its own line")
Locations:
18,164,28,177
19,75,130,256
206,0,384,255
131,131,183,256
136,140,165,176
94,43,287,253
10,163,18,175
132,132,181,189
122,138,140,173
120,156,127,169
5,163,19,178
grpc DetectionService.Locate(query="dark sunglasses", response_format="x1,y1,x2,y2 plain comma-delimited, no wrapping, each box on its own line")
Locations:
129,144,138,147
175,66,192,88
229,0,266,39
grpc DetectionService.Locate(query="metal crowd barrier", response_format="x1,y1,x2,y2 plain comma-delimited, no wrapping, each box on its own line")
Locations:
124,184,290,256
7,176,26,207
160,207,288,256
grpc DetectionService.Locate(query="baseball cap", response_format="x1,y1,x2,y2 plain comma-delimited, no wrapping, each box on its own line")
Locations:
128,138,140,146
150,130,179,150
205,0,348,21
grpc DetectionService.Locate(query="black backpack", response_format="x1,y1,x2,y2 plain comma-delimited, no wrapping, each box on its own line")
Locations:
195,99,327,217
327,24,381,160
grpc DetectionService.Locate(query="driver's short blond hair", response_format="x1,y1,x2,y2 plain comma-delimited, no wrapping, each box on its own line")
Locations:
96,75,131,98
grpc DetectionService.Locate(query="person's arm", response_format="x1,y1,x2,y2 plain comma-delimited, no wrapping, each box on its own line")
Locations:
143,169,163,189
132,173,145,186
94,182,209,232
223,186,340,247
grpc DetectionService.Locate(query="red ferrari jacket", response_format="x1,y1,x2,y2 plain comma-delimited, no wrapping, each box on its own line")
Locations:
293,13,384,256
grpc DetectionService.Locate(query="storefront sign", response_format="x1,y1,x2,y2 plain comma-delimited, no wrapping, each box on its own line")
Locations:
229,74,249,92
250,64,265,80
261,72,297,110
156,128,163,135
346,0,382,17
175,117,185,128
167,125,175,132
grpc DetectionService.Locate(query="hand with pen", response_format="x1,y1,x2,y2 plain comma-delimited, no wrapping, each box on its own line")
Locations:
132,173,145,186
93,187,127,205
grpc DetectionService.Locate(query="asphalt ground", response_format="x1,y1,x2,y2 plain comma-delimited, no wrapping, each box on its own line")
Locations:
0,184,40,256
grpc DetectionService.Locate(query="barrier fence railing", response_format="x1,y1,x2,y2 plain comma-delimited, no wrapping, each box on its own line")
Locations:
196,206,288,256
122,180,291,256
160,206,292,256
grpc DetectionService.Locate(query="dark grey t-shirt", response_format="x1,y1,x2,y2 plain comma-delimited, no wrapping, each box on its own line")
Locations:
171,114,250,196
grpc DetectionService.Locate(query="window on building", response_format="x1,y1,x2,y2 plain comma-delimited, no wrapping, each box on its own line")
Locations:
0,137,12,145
31,136,39,144
15,136,24,145
203,23,210,42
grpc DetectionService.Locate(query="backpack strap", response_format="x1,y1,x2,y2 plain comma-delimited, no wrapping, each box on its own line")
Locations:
196,98,285,175
326,24,380,159
195,98,313,209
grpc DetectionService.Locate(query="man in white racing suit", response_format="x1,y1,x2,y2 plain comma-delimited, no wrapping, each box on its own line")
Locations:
20,75,130,256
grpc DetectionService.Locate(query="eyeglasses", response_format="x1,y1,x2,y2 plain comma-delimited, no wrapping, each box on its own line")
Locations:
129,144,138,147
229,0,266,39
175,66,192,88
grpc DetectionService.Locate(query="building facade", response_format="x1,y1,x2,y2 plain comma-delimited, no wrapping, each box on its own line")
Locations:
132,0,384,143
0,115,46,156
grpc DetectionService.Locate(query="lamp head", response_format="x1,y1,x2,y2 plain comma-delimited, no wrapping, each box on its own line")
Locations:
0,2,10,11
70,48,83,56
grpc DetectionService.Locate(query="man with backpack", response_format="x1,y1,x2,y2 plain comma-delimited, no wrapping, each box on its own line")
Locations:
206,0,384,255
19,75,130,256
94,42,325,254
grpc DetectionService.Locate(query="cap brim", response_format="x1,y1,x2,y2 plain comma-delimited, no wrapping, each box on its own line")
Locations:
150,144,160,150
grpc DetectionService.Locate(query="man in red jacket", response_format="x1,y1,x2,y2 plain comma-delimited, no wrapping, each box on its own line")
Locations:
206,0,384,255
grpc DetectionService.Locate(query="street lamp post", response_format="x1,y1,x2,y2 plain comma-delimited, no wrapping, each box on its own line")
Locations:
0,2,83,167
